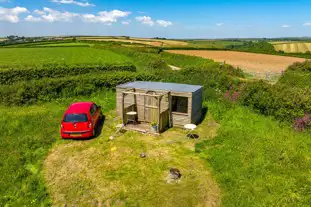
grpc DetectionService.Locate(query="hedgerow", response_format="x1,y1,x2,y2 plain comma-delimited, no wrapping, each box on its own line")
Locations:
277,61,311,89
0,64,136,85
0,71,158,105
239,80,311,122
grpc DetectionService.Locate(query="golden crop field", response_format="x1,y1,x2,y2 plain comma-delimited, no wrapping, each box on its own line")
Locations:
167,50,306,73
271,42,311,53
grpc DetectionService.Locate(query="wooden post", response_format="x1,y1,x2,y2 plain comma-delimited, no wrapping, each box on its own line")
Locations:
157,96,162,133
168,92,173,127
121,92,125,125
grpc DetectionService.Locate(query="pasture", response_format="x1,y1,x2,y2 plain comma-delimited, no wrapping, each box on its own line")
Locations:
272,42,311,53
167,50,306,74
0,47,131,69
187,40,244,48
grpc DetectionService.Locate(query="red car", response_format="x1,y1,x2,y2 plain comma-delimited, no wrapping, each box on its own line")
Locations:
60,102,103,139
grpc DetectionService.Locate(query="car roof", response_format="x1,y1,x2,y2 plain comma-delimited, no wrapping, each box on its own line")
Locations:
65,102,94,114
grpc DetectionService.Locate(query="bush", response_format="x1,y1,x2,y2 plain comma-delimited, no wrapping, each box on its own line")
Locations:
0,71,158,105
0,64,136,85
239,81,311,122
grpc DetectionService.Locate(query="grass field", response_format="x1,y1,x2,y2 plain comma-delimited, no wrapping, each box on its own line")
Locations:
36,42,92,47
187,40,244,48
0,92,116,206
271,42,311,53
0,47,132,68
197,101,311,207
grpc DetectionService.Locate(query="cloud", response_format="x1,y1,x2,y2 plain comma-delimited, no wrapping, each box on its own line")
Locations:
25,15,42,22
216,23,224,26
281,24,290,28
122,20,130,25
25,7,79,22
136,16,154,26
156,20,172,27
303,22,311,26
0,6,28,23
81,10,130,24
51,0,95,7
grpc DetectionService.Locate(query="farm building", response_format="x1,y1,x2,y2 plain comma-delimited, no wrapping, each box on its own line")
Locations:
116,81,203,133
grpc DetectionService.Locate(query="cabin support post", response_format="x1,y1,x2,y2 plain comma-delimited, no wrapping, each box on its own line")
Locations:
121,92,125,125
157,96,162,133
168,91,173,128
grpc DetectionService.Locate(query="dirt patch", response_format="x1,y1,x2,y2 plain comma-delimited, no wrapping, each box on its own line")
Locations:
44,112,220,206
167,50,306,73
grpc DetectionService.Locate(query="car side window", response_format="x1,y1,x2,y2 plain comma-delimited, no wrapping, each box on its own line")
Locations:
90,104,97,116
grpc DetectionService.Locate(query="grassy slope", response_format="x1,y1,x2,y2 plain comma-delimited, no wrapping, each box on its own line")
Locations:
0,47,132,69
0,91,116,206
197,101,311,207
44,109,220,206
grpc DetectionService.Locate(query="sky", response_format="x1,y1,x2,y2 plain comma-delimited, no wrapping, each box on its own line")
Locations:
0,0,311,38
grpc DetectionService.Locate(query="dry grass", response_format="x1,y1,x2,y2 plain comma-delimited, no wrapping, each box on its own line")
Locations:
44,111,220,206
167,50,306,73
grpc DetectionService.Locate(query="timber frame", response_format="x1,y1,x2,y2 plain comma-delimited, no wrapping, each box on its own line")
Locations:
120,89,172,133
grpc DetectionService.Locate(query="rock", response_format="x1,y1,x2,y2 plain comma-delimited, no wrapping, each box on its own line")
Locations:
169,168,181,179
140,153,146,158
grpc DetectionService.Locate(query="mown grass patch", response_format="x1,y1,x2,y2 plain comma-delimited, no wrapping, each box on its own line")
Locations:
0,91,116,207
196,101,311,207
0,47,132,69
44,109,220,206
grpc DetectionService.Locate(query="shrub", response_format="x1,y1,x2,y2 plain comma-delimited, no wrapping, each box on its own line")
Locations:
239,81,311,122
293,114,311,131
0,72,158,105
0,64,136,85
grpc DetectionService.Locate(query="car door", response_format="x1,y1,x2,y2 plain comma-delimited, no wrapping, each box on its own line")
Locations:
90,104,99,127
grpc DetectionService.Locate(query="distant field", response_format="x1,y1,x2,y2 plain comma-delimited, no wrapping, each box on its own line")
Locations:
167,50,306,73
187,40,244,48
37,42,91,47
271,42,311,53
78,36,188,47
0,47,131,68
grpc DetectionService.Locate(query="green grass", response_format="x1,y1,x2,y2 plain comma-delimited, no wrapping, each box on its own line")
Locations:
0,47,132,69
196,101,311,207
187,40,244,48
0,91,116,206
36,42,92,47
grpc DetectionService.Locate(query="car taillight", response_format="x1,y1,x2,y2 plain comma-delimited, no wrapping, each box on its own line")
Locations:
88,122,92,128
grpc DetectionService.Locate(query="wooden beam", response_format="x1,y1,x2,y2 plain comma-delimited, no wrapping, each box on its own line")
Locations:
121,93,125,125
157,96,162,133
168,92,173,128
123,91,164,97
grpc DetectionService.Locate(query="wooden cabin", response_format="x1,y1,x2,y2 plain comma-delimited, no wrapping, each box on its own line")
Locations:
116,81,203,133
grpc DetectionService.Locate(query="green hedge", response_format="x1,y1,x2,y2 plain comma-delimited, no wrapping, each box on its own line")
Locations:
278,61,311,89
0,64,136,85
0,71,158,105
239,81,311,122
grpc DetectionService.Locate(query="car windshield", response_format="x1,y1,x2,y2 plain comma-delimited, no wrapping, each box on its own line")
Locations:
63,114,88,122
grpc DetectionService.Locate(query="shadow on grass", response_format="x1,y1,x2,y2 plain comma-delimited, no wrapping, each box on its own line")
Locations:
197,106,209,125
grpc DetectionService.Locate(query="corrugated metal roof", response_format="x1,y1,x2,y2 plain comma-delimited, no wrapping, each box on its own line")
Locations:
117,81,202,93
